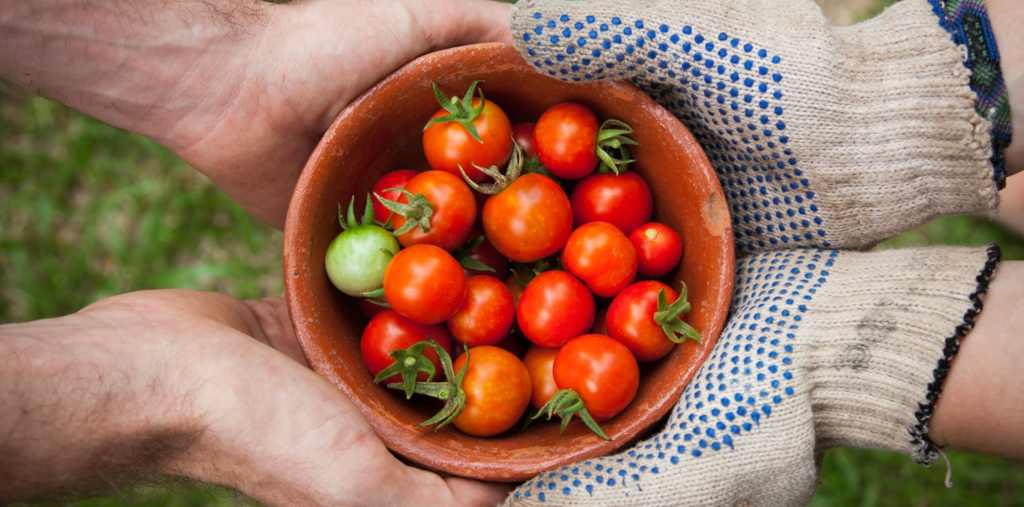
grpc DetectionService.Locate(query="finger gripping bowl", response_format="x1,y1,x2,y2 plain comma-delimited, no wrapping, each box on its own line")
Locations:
283,43,733,482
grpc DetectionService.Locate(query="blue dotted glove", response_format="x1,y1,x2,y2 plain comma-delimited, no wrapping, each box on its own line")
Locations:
502,1,1007,505
505,245,998,506
511,0,998,255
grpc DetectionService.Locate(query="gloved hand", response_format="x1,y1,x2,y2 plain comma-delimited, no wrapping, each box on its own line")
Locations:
511,0,1001,254
505,245,998,506
502,0,1009,505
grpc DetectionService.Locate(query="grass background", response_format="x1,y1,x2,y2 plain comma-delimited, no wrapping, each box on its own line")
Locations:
3,0,1024,505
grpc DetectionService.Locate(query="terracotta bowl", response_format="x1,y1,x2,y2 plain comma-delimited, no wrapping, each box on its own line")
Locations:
283,43,734,482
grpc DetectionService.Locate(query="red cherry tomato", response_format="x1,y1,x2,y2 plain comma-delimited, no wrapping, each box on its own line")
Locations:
390,170,476,251
606,280,682,362
383,244,467,325
517,270,595,347
534,102,600,179
553,334,639,421
371,169,417,225
482,173,573,263
561,221,638,298
511,122,537,157
629,223,684,278
360,310,454,384
570,171,653,234
423,97,513,183
446,276,516,347
523,345,560,410
452,346,532,437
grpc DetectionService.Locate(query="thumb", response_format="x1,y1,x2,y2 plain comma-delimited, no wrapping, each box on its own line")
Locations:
410,0,514,50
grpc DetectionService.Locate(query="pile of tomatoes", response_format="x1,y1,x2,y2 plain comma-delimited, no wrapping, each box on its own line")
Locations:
324,81,699,439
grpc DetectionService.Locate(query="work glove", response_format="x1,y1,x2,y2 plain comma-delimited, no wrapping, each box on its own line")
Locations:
511,0,1003,254
502,0,1009,505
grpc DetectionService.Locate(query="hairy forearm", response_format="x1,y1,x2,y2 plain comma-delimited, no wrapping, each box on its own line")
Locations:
0,0,267,150
0,312,199,503
930,260,1024,460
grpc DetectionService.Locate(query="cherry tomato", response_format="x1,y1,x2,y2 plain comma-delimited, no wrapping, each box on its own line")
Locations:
457,229,509,280
360,310,453,384
482,173,573,263
629,222,684,278
534,102,600,179
371,169,417,225
606,280,681,361
390,170,476,251
523,345,560,410
324,220,399,297
446,276,516,347
570,171,653,234
517,270,595,347
383,244,466,325
561,221,638,298
553,334,639,421
452,346,532,437
423,97,513,183
511,122,537,157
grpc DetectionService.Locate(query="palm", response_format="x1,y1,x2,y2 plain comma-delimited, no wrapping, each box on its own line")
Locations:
168,0,511,229
84,290,508,507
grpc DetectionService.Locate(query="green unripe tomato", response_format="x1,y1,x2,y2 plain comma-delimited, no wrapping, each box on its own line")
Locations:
325,224,400,296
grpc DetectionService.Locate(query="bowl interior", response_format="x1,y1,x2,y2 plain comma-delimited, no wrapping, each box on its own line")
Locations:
284,43,733,481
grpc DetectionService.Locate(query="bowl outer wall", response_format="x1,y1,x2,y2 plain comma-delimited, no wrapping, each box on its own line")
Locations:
283,43,734,481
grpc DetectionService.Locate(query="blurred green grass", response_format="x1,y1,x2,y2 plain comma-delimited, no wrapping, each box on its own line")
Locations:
5,0,1024,501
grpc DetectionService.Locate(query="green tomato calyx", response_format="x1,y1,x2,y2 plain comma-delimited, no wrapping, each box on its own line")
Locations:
653,282,701,344
531,389,610,440
339,194,387,231
423,80,487,144
374,340,438,399
451,235,496,273
459,139,524,196
595,119,638,175
374,188,435,237
386,341,469,431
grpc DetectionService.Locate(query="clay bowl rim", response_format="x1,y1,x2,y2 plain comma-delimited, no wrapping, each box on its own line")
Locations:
283,42,734,482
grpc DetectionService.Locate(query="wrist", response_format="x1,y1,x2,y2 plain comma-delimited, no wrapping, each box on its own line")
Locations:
797,245,999,463
0,304,201,502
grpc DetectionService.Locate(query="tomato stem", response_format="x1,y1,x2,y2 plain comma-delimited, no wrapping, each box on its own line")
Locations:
531,389,610,440
373,188,436,237
423,80,487,144
373,340,438,399
339,194,383,230
653,283,701,344
459,140,524,195
595,119,638,175
386,342,470,431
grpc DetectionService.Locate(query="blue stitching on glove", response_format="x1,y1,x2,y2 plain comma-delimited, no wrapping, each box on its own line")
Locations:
522,13,829,254
512,250,837,501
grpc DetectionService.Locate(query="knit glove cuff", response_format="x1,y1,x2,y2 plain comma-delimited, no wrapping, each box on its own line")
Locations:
792,245,999,461
512,0,999,253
